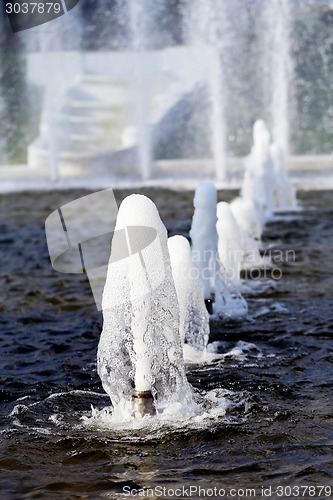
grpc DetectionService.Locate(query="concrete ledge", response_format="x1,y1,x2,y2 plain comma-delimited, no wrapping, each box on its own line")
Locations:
1,155,333,193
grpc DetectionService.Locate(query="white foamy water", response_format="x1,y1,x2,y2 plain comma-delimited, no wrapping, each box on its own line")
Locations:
81,389,242,437
98,194,193,415
168,235,209,355
82,341,261,434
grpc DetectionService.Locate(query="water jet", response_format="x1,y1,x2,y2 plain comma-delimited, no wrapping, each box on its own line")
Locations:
168,234,209,356
97,194,193,418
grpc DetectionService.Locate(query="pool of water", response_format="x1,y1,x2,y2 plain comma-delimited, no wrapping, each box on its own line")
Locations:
0,188,332,499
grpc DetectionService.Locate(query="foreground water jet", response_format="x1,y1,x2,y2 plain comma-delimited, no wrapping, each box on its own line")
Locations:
97,194,193,418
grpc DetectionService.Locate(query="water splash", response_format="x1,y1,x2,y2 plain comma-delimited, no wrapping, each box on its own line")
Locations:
82,388,235,434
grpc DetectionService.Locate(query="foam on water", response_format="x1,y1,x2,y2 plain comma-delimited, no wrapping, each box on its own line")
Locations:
4,386,254,441
80,388,246,437
184,339,263,365
82,341,261,433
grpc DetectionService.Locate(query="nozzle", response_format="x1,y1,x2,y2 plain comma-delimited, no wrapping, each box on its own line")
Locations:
132,390,156,417
205,297,214,315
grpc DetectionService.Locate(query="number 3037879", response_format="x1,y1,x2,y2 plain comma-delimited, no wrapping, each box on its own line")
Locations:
6,3,62,14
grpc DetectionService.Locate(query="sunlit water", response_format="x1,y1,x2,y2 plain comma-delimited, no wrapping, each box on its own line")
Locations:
0,189,332,498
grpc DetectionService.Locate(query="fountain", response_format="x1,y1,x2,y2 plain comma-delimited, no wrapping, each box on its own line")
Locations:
128,0,153,180
241,119,275,224
230,197,264,241
21,3,83,181
190,182,248,319
189,182,218,311
185,0,228,182
168,235,209,358
97,194,194,418
270,143,296,210
216,201,245,291
2,0,333,190
262,0,293,154
240,119,296,226
4,5,333,496
217,201,268,287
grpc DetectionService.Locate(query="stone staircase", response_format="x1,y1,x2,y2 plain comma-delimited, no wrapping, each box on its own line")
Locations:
27,48,214,179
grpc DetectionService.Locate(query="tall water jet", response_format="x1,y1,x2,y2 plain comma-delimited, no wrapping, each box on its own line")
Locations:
168,235,209,356
97,194,193,418
209,48,228,183
242,120,275,224
128,0,153,180
262,0,293,154
185,0,228,182
270,143,296,210
21,6,83,181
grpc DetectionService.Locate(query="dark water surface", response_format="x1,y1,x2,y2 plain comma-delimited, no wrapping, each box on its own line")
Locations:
0,189,332,499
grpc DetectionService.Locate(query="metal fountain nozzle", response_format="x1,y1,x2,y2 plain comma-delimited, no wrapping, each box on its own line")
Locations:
132,390,156,417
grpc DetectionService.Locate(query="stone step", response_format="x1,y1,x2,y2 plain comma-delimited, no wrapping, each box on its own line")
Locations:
68,99,126,110
78,75,129,87
68,133,121,151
